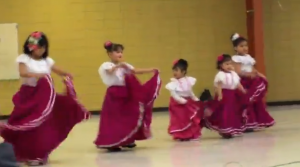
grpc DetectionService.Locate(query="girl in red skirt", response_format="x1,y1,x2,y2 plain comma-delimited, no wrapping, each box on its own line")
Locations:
205,54,246,138
95,41,161,152
0,31,90,166
166,59,201,141
231,33,275,132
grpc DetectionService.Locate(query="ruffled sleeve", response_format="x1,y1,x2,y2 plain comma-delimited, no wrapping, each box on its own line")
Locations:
186,76,196,86
214,71,226,84
232,71,240,80
165,79,177,91
46,57,55,67
125,63,134,69
165,79,187,104
101,62,114,70
231,55,242,63
16,54,30,64
232,54,256,65
246,55,256,65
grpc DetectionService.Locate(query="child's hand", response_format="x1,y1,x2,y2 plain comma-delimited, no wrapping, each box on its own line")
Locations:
192,97,199,101
257,72,267,79
153,68,159,72
249,71,257,78
242,89,247,94
118,62,128,69
65,73,73,80
178,98,187,104
204,108,212,117
218,95,222,101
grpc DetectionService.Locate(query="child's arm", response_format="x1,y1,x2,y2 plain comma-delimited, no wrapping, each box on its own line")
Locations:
190,91,199,101
257,72,266,79
237,83,246,94
170,90,187,104
232,62,243,76
52,65,70,77
216,82,222,101
253,68,266,79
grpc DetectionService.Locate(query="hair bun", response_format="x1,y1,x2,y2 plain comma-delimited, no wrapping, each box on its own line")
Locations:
104,41,113,49
231,33,240,41
177,59,188,67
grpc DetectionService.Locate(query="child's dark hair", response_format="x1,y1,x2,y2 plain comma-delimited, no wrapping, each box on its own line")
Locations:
23,31,49,59
104,41,124,53
230,33,247,47
216,54,231,70
172,59,188,74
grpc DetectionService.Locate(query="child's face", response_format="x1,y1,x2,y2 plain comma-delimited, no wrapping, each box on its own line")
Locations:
173,67,185,79
221,60,233,71
32,46,46,58
235,41,248,55
109,49,123,63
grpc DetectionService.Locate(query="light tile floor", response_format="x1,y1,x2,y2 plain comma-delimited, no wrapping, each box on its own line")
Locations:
29,106,300,167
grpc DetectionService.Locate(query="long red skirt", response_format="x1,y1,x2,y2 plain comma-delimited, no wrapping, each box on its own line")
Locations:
205,89,245,136
0,75,90,162
94,71,161,148
238,76,275,130
168,97,201,140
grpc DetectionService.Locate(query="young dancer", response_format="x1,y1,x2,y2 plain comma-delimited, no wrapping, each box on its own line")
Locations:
166,59,201,141
95,41,161,152
231,33,275,131
205,54,246,138
0,31,90,166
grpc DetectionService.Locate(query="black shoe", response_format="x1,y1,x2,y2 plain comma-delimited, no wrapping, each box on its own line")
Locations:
244,129,254,133
122,143,136,148
221,134,233,139
107,147,122,152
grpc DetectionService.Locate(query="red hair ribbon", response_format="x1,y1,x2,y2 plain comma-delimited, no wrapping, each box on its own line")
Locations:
104,41,112,47
31,32,42,38
27,31,42,51
217,54,224,61
173,59,179,65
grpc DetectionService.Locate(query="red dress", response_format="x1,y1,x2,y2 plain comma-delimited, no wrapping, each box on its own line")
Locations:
166,77,202,140
232,54,275,131
94,71,162,148
0,75,90,164
238,76,275,130
205,71,246,137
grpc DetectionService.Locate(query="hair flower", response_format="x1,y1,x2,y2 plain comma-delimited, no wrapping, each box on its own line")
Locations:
173,59,179,65
217,55,224,61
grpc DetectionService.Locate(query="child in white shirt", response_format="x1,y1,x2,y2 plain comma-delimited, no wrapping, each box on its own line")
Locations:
231,33,275,132
166,59,201,141
205,54,246,139
95,41,161,151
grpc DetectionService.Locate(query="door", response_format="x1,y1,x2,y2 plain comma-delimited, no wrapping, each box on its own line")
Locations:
0,23,19,80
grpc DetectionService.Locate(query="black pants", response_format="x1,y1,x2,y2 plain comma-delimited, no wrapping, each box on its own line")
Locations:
0,142,18,167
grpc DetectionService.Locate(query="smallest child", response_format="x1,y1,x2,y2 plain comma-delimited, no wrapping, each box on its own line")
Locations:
204,54,246,139
166,59,201,141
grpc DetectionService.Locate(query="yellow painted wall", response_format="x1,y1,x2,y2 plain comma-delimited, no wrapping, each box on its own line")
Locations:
0,0,246,115
263,0,300,101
